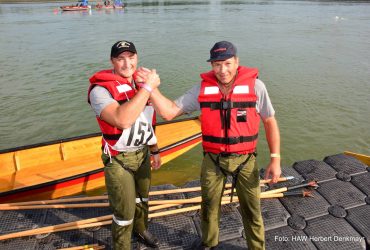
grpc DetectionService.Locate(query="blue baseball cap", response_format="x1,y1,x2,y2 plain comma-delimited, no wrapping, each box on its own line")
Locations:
207,41,237,62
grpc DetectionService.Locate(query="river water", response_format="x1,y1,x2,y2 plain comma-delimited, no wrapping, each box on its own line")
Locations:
0,0,369,186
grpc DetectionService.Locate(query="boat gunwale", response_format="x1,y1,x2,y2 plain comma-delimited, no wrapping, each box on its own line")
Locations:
0,116,199,154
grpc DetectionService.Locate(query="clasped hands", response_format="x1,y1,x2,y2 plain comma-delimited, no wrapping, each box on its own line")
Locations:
136,67,160,91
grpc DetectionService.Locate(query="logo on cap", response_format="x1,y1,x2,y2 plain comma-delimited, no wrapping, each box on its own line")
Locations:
116,41,131,49
213,48,227,53
111,40,137,58
207,41,237,62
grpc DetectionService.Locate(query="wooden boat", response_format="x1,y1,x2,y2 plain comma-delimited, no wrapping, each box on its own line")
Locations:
60,5,91,11
0,117,201,203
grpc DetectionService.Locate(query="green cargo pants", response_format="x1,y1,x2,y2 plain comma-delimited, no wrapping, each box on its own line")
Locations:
200,152,265,250
102,146,151,250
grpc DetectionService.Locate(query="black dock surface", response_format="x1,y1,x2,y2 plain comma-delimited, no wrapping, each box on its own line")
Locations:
0,153,369,249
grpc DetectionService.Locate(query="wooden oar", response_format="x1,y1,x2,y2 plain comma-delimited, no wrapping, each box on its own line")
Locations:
0,203,109,211
58,244,105,250
0,195,108,207
0,215,113,241
148,199,239,218
0,176,293,208
260,176,294,184
262,181,318,195
149,203,181,211
0,187,298,210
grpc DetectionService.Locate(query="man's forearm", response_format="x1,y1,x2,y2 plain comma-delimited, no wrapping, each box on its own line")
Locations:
101,88,151,129
150,89,183,120
263,116,281,156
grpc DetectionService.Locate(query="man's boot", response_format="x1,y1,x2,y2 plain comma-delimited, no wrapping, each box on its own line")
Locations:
135,230,160,248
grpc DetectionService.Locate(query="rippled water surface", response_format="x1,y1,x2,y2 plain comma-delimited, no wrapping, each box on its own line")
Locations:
0,0,369,185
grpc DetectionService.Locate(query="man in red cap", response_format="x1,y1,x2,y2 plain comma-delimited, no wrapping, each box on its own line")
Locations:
88,40,162,249
142,41,281,249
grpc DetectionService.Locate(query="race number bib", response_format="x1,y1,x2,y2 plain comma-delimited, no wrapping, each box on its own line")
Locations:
112,106,157,151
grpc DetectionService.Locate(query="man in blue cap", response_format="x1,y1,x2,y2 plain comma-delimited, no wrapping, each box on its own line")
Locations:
138,41,281,249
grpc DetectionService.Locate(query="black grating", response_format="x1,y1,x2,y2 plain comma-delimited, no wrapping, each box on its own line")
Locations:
351,172,370,195
34,229,93,249
44,206,112,226
261,198,290,231
182,180,201,199
92,225,113,250
0,237,37,250
216,237,248,249
0,210,46,234
265,226,316,250
346,205,370,247
194,204,243,242
279,190,330,220
304,214,366,249
324,154,368,175
317,180,366,209
145,214,198,250
293,160,337,182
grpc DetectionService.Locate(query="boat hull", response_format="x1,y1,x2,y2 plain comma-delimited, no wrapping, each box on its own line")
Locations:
60,6,91,11
0,117,201,203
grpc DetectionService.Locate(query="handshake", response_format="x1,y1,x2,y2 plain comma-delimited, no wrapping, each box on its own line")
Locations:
136,67,160,93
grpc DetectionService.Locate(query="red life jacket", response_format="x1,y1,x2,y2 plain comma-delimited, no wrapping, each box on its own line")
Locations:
88,69,156,156
198,66,260,154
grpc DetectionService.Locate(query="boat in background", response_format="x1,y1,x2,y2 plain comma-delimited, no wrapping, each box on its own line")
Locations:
0,117,201,203
60,0,91,11
94,0,125,9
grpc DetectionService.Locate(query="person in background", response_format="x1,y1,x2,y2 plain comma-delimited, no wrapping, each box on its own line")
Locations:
88,40,161,249
139,41,281,250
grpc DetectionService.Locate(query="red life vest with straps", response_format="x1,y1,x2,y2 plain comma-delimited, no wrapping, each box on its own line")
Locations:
88,69,156,156
198,66,260,154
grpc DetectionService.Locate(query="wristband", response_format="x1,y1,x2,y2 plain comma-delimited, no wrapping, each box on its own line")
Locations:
270,153,281,158
139,83,153,93
151,150,160,155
